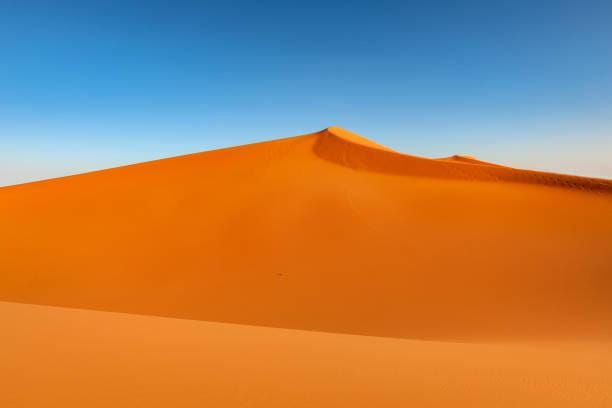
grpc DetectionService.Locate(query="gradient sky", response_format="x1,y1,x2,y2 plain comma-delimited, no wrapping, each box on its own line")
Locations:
1,0,611,186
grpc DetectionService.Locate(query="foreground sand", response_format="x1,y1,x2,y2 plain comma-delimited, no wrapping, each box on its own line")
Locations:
1,127,611,406
2,301,611,408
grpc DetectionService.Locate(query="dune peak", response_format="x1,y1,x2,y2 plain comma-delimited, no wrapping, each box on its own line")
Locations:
323,126,393,151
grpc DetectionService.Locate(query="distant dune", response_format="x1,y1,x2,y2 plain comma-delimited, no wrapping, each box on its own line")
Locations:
1,127,611,406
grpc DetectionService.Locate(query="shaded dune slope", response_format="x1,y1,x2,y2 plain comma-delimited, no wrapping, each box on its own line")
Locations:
0,127,611,341
315,127,612,192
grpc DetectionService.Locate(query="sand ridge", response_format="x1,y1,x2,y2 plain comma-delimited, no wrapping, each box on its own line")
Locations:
316,127,612,193
435,154,506,167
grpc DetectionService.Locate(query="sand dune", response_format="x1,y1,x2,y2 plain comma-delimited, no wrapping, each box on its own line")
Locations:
2,301,611,408
2,127,612,406
0,127,611,342
435,154,506,167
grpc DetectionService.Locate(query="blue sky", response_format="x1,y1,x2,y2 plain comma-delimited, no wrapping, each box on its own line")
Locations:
1,0,611,185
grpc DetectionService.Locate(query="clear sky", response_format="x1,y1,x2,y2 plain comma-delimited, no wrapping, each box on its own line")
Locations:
1,0,611,186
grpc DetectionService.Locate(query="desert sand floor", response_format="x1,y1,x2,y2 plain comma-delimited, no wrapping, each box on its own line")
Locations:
2,301,611,408
1,127,611,406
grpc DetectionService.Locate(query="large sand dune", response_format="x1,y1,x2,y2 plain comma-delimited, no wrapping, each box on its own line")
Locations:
1,126,610,340
1,127,611,406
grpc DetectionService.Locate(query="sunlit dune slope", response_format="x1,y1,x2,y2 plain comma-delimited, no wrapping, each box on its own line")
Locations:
0,127,611,341
2,301,611,408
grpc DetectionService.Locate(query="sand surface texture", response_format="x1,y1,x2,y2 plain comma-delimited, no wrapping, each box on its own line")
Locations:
1,127,611,406
2,301,611,408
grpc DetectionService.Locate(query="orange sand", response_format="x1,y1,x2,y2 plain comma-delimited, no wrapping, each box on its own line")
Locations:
2,301,611,408
1,127,611,406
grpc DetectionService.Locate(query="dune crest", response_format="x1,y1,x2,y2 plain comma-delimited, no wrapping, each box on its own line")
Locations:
435,154,505,167
314,127,612,193
325,126,394,151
